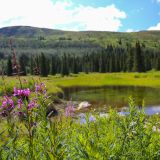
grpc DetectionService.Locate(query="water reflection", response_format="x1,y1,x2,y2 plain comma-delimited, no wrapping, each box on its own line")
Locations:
63,86,160,115
145,106,160,115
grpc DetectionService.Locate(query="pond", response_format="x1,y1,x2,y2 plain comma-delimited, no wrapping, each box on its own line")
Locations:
63,86,160,115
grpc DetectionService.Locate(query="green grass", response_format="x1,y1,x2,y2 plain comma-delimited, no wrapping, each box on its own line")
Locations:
51,72,160,88
2,71,160,96
0,75,160,159
0,99,160,159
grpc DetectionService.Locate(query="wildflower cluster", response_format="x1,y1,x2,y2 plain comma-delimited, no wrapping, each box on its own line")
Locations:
13,87,30,98
0,96,14,117
1,96,14,110
65,102,75,117
0,86,37,118
35,82,47,98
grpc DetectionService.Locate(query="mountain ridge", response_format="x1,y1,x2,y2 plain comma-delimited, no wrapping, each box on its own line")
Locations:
0,26,160,38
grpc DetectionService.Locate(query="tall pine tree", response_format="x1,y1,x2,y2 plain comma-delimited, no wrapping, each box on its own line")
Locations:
61,54,69,76
30,55,34,75
7,56,13,76
51,55,57,75
133,42,144,72
40,53,48,77
19,55,26,76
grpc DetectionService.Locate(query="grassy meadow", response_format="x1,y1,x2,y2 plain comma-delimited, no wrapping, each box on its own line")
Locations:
1,71,160,96
0,72,160,159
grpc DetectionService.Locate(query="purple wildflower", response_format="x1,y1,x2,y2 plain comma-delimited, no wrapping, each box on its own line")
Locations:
35,83,47,98
78,113,96,124
89,115,96,122
17,99,23,109
65,103,75,117
28,100,36,110
17,89,23,96
35,83,46,94
13,87,30,97
13,87,17,96
23,88,30,97
1,96,14,110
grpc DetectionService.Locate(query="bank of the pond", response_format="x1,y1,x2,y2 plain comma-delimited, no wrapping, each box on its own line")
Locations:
50,72,160,91
1,72,160,96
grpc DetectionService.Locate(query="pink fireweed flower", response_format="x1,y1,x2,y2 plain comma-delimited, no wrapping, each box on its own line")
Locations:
1,96,14,110
13,87,17,96
65,103,75,117
23,88,30,97
13,87,30,97
17,89,23,96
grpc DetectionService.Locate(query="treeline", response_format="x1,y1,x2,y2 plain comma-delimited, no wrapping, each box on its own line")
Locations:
2,41,160,77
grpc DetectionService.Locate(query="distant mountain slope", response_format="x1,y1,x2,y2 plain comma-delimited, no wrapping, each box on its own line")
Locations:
0,26,160,41
0,26,159,75
0,26,159,58
0,26,65,37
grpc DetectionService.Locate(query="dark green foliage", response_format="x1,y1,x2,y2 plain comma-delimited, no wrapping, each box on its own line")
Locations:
126,46,134,72
72,56,79,74
99,51,106,73
155,57,160,70
40,53,48,77
0,26,160,76
19,54,27,76
6,56,13,76
61,54,69,76
51,55,57,75
3,41,160,76
133,42,144,72
30,55,34,75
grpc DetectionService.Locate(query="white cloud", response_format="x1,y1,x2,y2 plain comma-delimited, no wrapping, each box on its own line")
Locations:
0,0,127,31
148,23,160,30
126,29,134,32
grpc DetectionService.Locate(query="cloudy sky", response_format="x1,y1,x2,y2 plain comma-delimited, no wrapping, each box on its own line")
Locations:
0,0,159,32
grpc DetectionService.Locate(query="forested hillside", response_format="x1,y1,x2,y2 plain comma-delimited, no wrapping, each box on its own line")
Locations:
0,26,160,76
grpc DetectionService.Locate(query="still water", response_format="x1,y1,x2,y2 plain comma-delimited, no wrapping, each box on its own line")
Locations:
63,86,160,115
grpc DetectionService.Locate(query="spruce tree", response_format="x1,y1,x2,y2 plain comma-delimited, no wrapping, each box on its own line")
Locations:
133,42,144,72
73,56,78,74
51,55,57,75
40,53,48,77
61,54,69,76
19,55,26,76
126,46,133,72
7,56,13,76
30,56,34,75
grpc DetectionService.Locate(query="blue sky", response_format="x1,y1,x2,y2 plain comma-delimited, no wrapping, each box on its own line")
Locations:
0,0,159,32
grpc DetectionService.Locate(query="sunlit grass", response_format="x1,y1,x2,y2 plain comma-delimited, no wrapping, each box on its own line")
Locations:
0,75,160,159
1,71,160,96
